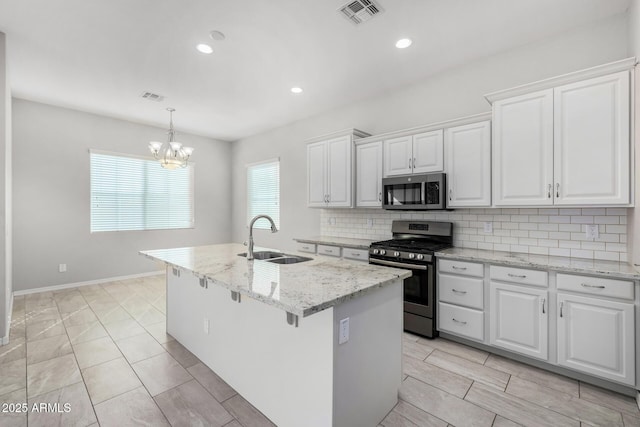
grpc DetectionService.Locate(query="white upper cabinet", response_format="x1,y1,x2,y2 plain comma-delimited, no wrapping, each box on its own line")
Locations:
445,120,491,207
384,130,443,177
326,136,352,207
383,136,412,176
553,71,630,205
488,59,633,207
492,90,554,206
412,130,444,173
356,141,383,207
307,141,327,207
307,129,369,208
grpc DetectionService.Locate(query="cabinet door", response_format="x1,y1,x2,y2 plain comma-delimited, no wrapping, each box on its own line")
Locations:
383,136,412,177
412,130,444,173
356,141,383,207
557,293,635,385
490,282,548,360
445,121,491,207
327,135,353,207
493,89,554,206
554,71,630,205
307,141,327,207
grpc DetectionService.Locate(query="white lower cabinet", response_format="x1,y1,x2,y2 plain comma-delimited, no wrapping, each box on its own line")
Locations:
557,292,635,385
438,302,484,341
490,282,548,360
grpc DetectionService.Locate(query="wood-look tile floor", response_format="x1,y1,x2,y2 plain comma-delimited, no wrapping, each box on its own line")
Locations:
0,275,637,426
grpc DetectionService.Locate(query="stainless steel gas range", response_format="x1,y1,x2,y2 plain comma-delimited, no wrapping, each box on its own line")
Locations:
369,220,453,338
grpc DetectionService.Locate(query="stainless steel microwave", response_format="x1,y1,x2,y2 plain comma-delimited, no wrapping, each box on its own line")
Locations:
382,173,446,210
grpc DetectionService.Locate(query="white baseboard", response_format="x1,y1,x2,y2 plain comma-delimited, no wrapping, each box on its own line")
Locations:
13,270,165,296
636,390,639,410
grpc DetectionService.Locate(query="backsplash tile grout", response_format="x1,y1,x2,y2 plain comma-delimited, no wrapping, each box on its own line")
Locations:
320,208,629,262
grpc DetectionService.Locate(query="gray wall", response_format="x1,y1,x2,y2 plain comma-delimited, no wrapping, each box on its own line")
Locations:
0,32,11,340
12,99,232,292
627,0,640,265
231,14,630,250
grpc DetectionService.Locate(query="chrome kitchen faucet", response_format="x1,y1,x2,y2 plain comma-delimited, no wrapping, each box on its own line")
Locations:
246,214,278,260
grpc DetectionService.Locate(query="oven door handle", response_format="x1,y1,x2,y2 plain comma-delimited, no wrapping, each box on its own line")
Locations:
370,258,428,270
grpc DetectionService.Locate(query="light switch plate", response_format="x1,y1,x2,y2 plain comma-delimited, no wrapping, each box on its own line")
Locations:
203,318,209,335
58,264,67,273
483,222,493,233
339,318,349,344
366,218,373,228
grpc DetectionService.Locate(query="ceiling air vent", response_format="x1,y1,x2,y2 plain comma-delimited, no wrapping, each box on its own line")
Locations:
338,0,383,25
140,91,165,102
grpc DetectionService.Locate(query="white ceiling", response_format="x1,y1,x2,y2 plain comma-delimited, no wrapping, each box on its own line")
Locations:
0,0,630,141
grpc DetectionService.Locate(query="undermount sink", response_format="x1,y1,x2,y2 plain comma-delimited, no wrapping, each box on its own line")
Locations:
237,251,312,264
237,251,284,260
267,256,312,264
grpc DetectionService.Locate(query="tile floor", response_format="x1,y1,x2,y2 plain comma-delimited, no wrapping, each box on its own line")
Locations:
0,274,637,426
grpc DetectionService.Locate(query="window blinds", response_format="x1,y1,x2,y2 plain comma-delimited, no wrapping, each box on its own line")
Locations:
90,151,194,232
247,159,280,230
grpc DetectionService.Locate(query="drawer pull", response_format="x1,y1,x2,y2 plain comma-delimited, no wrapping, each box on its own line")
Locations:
452,318,467,325
352,253,360,257
508,273,527,279
452,266,467,270
451,289,467,295
581,283,605,289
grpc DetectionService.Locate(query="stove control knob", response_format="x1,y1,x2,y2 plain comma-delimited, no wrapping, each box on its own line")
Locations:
373,249,379,255
394,251,400,257
380,250,386,255
409,253,416,259
417,254,424,260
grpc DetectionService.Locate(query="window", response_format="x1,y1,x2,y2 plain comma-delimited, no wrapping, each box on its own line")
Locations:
247,159,280,230
90,151,194,232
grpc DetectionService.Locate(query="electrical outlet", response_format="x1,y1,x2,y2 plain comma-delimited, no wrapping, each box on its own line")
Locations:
329,217,336,225
585,224,599,240
366,218,373,228
58,264,67,273
483,222,493,233
339,317,350,344
203,318,209,335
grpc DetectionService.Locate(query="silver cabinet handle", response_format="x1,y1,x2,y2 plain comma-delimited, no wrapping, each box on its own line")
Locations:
449,188,452,201
327,194,330,203
413,157,416,169
409,157,412,169
351,253,361,257
451,289,467,295
508,273,526,279
452,318,467,325
581,283,605,289
451,266,467,270
541,298,546,314
378,192,382,202
556,183,560,198
547,184,551,199
559,301,564,318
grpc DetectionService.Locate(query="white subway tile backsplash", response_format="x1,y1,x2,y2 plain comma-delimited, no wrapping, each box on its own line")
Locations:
320,207,628,262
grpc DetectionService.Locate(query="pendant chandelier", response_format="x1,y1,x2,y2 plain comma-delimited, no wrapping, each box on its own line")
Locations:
148,108,194,170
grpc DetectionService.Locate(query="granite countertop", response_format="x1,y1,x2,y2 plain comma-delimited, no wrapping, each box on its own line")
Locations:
140,243,411,317
435,247,640,281
294,236,375,250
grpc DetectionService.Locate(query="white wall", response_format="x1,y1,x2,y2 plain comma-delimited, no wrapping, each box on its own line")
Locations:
12,99,232,292
231,14,630,251
627,0,640,265
0,32,11,341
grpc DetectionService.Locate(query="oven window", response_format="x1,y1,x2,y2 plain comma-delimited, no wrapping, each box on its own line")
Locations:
385,182,423,206
404,269,431,306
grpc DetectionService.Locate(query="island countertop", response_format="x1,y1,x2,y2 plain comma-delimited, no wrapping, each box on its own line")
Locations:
140,243,411,317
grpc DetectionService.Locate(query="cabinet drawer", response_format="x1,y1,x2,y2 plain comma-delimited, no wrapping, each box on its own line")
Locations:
490,265,547,288
343,247,369,261
557,273,634,300
296,242,316,254
438,302,484,341
439,259,484,277
317,245,341,257
438,274,484,309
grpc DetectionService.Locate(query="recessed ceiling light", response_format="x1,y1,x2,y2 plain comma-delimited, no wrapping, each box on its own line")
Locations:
291,87,303,94
209,30,226,41
395,38,412,49
196,43,213,54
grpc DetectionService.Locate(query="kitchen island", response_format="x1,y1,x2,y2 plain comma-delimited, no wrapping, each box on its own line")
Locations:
140,243,411,427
